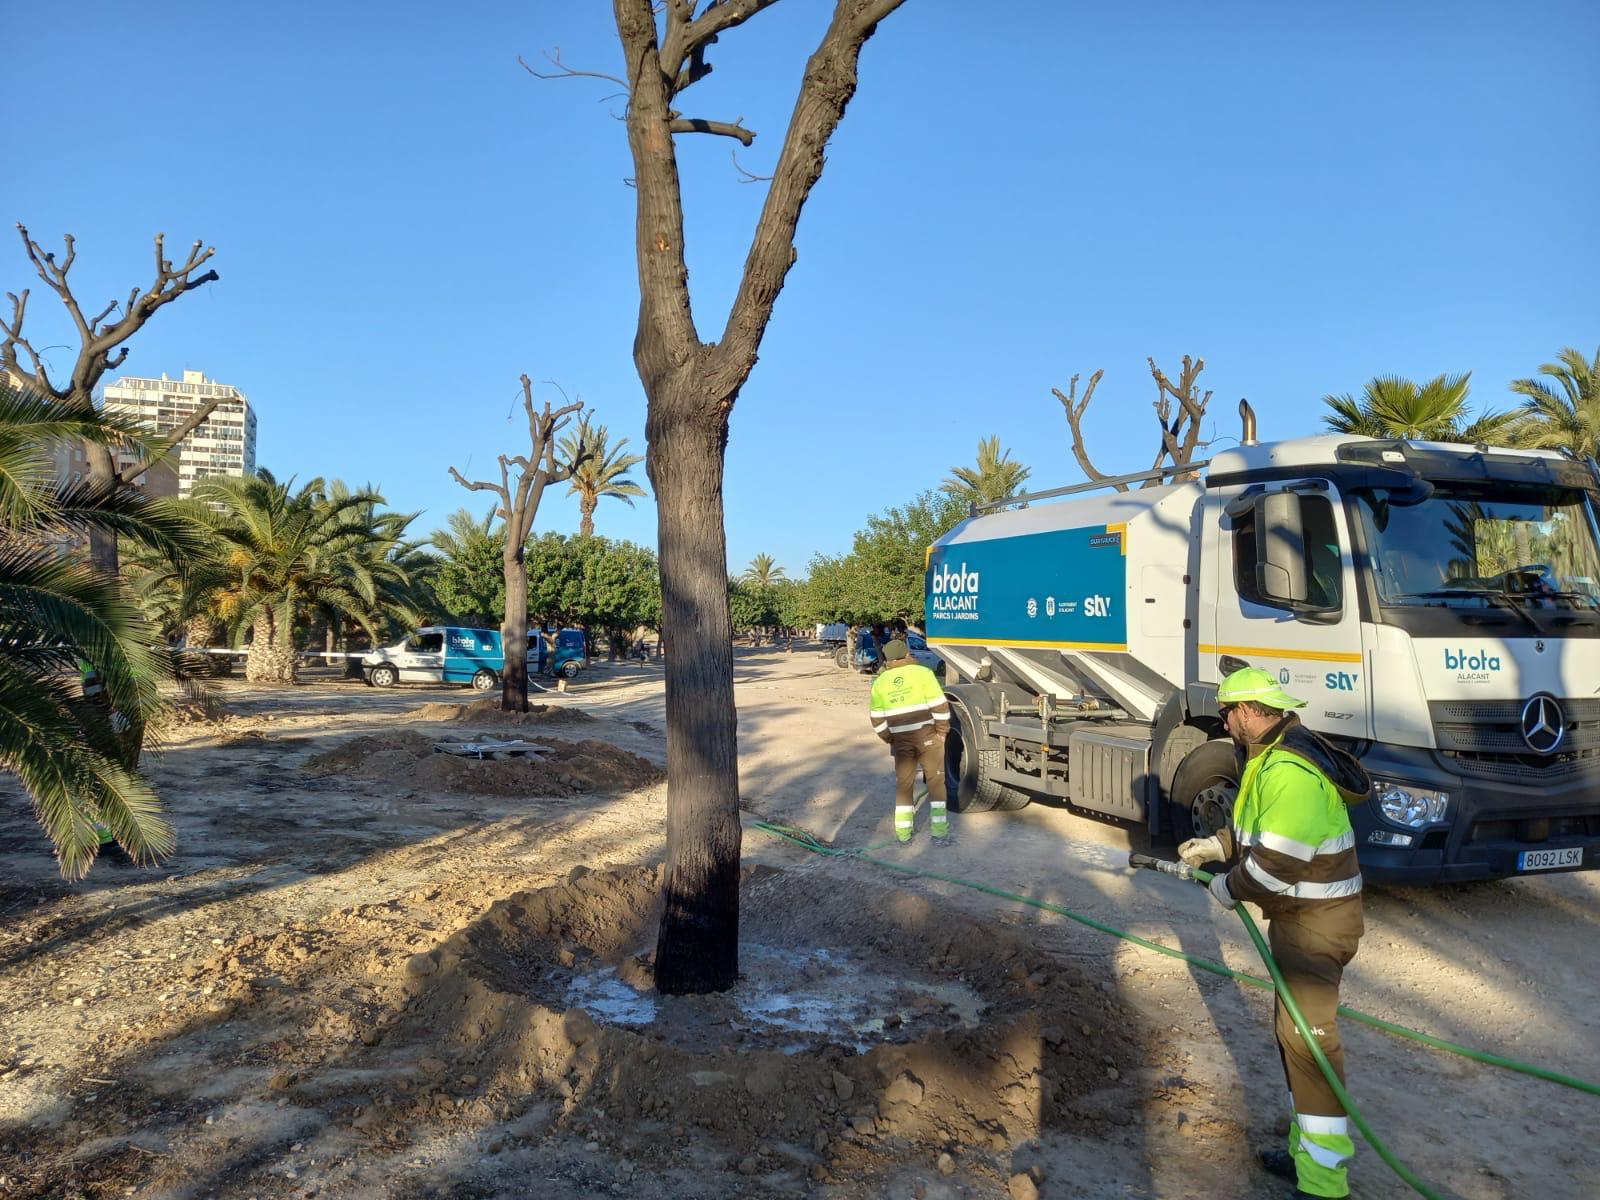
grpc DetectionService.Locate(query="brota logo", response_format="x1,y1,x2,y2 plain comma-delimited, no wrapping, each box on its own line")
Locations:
1445,648,1503,672
931,563,979,595
931,561,981,617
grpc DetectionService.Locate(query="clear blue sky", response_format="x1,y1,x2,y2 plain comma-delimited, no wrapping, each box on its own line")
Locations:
8,1,1597,577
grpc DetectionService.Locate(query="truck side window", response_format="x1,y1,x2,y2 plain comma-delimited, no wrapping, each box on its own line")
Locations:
1233,494,1342,609
415,633,444,654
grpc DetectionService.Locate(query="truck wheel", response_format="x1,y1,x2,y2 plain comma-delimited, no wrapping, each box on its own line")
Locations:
834,646,850,669
560,660,580,680
470,668,497,692
368,664,398,688
1169,740,1240,840
944,694,1030,814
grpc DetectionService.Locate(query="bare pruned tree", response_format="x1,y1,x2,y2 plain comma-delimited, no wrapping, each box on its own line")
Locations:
529,0,906,994
448,376,584,712
1054,354,1213,492
1,225,220,574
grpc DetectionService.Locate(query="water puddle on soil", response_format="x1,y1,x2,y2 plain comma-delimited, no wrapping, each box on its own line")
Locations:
563,943,986,1053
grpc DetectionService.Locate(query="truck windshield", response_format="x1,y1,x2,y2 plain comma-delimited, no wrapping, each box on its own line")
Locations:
1353,483,1600,612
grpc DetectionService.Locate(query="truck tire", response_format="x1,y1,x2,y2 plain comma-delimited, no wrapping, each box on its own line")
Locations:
835,646,850,669
1169,740,1240,841
368,663,398,688
560,660,581,680
470,668,497,692
944,693,1030,814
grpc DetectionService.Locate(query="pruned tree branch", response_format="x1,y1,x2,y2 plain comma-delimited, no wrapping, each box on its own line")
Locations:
448,375,585,544
661,0,784,88
1147,354,1210,484
1054,356,1213,493
708,0,909,390
1053,370,1131,492
118,394,226,485
669,115,756,145
5,225,219,408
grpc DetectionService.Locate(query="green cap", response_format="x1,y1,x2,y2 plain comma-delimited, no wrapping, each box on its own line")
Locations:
881,638,910,661
1217,666,1306,710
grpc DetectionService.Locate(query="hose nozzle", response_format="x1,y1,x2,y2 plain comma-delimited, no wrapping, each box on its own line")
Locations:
1129,852,1196,881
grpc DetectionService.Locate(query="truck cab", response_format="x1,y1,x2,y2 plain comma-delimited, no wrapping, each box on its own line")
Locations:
1198,438,1600,881
926,428,1600,884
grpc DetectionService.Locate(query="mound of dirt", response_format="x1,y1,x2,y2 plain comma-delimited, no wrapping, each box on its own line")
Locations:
305,731,661,797
326,866,1151,1185
158,698,234,729
409,698,596,726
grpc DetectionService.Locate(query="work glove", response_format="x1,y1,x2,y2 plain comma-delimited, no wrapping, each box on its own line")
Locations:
1177,835,1225,867
1207,871,1238,910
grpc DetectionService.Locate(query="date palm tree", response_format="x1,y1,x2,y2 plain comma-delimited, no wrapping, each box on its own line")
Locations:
558,417,647,538
740,552,787,588
1511,345,1600,460
194,472,421,682
941,436,1031,505
1320,372,1522,444
1,382,205,877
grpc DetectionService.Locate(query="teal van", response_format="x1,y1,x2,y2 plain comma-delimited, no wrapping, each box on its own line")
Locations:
362,626,506,690
362,625,586,690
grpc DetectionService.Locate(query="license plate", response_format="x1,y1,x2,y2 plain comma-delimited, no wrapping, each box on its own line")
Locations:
1518,847,1584,872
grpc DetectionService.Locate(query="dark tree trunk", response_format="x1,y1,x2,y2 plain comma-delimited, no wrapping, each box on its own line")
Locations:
650,385,741,996
579,496,596,539
501,544,530,712
83,442,120,575
604,0,905,996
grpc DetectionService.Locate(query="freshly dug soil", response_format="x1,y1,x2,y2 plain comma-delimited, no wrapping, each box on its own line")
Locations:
410,698,596,726
305,730,661,797
335,865,1156,1189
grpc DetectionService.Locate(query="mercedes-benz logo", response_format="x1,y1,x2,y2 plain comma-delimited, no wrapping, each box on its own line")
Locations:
1520,694,1566,755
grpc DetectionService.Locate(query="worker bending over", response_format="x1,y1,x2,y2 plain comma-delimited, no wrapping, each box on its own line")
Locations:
1180,667,1370,1200
868,639,951,843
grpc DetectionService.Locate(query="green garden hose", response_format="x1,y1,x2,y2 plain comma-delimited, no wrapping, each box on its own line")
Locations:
1133,854,1444,1199
749,819,1600,1100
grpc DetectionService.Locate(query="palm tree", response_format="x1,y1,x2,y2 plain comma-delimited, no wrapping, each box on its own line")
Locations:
1320,372,1521,444
1,382,204,877
558,418,647,537
428,506,507,624
1511,345,1600,460
740,553,787,588
941,436,1031,504
194,472,420,682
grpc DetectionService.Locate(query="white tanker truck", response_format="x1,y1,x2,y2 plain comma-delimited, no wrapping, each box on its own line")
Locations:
925,403,1600,883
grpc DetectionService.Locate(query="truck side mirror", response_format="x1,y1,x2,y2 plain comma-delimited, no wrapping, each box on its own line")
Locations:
1255,491,1310,605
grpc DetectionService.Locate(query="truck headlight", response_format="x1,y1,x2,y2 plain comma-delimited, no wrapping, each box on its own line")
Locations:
1373,779,1449,828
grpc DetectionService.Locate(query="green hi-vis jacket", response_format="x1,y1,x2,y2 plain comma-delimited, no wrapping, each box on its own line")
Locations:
869,662,950,745
1216,713,1370,928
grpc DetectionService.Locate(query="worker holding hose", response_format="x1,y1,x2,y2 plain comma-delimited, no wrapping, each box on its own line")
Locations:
1179,667,1371,1199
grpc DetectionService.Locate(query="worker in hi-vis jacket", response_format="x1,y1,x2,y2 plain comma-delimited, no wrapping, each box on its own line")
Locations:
1179,667,1370,1200
867,639,951,843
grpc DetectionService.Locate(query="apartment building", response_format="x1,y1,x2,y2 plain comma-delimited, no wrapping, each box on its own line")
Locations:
102,369,257,498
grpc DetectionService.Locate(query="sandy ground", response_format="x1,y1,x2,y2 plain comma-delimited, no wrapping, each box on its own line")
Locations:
1,646,1596,1200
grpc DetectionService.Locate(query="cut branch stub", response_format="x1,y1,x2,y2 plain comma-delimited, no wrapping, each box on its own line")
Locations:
1054,369,1130,492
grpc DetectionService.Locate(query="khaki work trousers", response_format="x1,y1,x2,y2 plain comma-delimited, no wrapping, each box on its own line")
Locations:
1269,914,1359,1116
891,732,947,808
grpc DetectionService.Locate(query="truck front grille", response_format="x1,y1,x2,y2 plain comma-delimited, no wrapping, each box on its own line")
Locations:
1430,697,1600,766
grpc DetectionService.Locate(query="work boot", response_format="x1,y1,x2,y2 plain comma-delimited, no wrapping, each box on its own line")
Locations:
932,834,956,848
1258,1148,1296,1183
